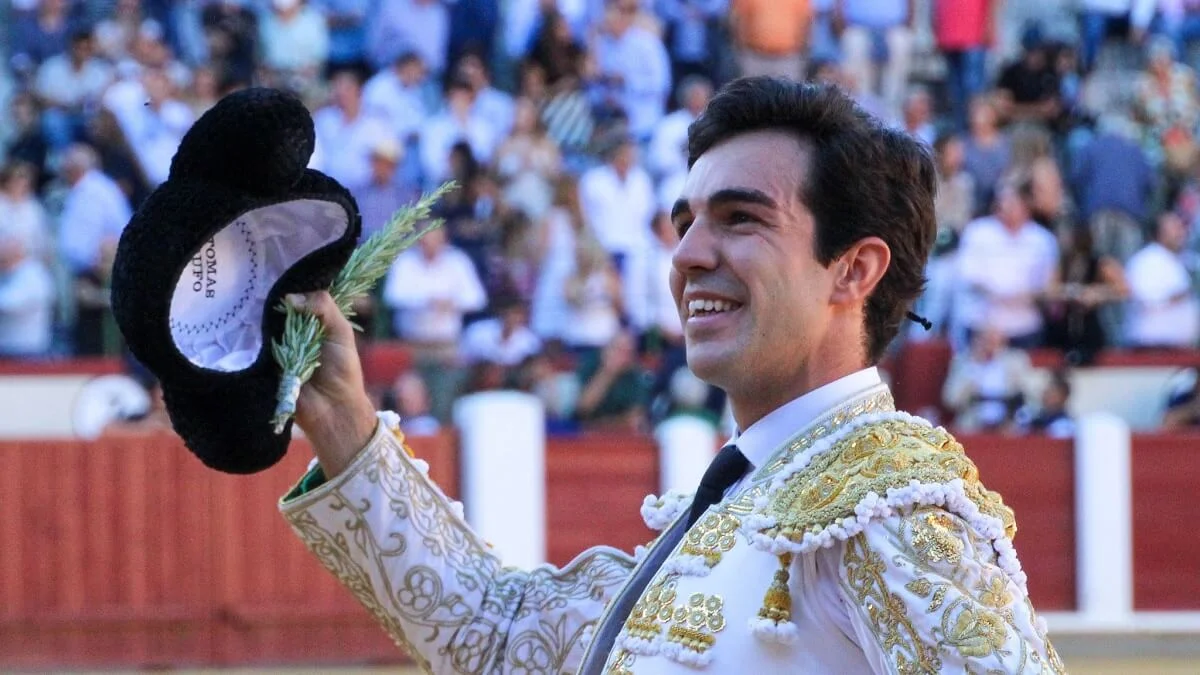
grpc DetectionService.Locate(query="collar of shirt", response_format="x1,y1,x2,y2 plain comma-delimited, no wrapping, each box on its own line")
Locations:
727,367,884,473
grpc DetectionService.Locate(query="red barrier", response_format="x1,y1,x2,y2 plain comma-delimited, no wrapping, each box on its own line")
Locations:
1131,433,1200,610
965,434,1077,611
0,432,457,669
2,429,1196,669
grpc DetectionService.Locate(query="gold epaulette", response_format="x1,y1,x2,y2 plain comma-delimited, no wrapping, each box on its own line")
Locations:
760,417,1016,544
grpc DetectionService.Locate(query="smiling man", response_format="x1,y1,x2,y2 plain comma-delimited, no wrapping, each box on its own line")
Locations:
279,77,1064,674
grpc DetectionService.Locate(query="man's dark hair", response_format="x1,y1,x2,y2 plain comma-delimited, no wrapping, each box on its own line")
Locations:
687,76,937,363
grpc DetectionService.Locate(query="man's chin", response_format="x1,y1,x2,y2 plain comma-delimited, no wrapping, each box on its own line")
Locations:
684,345,734,386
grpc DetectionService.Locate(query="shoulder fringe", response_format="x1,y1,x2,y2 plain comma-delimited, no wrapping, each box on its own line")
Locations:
738,411,1024,644
640,489,693,531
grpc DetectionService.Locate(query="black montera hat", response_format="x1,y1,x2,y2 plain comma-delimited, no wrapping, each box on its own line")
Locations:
111,88,362,474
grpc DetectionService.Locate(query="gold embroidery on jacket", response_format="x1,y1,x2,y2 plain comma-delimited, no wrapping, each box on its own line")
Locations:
679,512,740,566
760,419,1016,545
726,390,895,515
284,430,635,674
842,533,943,674
844,507,1066,674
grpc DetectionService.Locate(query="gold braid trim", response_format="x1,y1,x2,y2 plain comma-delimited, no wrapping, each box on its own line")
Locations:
760,418,1016,544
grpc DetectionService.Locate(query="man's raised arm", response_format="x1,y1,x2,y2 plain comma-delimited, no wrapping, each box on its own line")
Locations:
281,292,636,673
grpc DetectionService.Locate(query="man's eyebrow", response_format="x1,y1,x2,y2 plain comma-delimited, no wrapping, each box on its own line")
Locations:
671,188,779,221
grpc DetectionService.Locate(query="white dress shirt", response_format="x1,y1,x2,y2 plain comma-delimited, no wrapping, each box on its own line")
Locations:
383,246,488,342
579,163,655,257
954,216,1059,338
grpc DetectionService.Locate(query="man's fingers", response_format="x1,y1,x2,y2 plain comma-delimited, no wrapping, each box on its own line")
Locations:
286,291,355,348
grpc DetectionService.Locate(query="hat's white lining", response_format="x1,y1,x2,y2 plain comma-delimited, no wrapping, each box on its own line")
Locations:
168,199,349,372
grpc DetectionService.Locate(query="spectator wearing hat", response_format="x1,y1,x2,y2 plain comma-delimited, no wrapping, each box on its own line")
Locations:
354,137,417,241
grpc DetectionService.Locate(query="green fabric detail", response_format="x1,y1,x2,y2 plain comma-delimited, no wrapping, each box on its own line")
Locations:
284,464,328,501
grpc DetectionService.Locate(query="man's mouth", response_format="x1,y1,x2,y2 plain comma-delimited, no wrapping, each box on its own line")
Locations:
687,298,742,318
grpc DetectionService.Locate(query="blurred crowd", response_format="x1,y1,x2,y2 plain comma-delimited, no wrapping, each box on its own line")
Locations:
11,0,1200,437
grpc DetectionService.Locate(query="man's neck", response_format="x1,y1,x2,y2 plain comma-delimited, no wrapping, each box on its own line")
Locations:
729,358,869,431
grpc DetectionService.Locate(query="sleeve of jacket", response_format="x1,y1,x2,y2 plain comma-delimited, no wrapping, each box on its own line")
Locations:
835,506,1066,675
279,414,637,674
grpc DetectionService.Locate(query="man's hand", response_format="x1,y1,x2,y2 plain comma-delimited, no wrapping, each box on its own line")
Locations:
290,291,379,479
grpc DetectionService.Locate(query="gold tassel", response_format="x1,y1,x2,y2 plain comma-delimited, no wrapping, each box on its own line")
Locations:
757,553,794,623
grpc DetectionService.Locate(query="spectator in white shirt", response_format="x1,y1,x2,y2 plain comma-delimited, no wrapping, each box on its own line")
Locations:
460,297,544,367
58,144,133,355
259,0,331,78
592,0,673,141
116,66,194,187
0,232,56,358
363,51,436,144
953,179,1059,349
383,225,487,350
647,75,712,180
419,78,499,188
579,134,656,276
312,67,396,192
1124,211,1200,348
35,30,114,150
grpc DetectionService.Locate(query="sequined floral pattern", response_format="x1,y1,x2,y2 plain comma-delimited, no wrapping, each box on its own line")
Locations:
281,422,636,674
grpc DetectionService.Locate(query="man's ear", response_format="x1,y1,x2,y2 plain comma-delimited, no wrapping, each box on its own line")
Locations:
831,236,891,306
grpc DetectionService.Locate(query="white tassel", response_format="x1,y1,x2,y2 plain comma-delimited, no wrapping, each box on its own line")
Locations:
750,617,799,644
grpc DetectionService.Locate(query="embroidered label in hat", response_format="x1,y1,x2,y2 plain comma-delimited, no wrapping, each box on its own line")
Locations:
169,219,259,341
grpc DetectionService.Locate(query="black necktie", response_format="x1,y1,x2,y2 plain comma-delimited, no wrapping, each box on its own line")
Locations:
686,445,750,528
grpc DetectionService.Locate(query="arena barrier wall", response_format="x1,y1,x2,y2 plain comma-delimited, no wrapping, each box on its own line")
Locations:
0,425,1196,668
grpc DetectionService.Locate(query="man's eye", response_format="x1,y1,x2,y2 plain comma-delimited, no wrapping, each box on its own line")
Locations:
675,220,692,236
728,211,757,225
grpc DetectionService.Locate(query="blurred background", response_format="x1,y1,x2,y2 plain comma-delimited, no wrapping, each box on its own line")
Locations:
1,0,1199,672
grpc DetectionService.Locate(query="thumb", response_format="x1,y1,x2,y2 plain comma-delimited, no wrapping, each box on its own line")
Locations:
287,290,355,349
